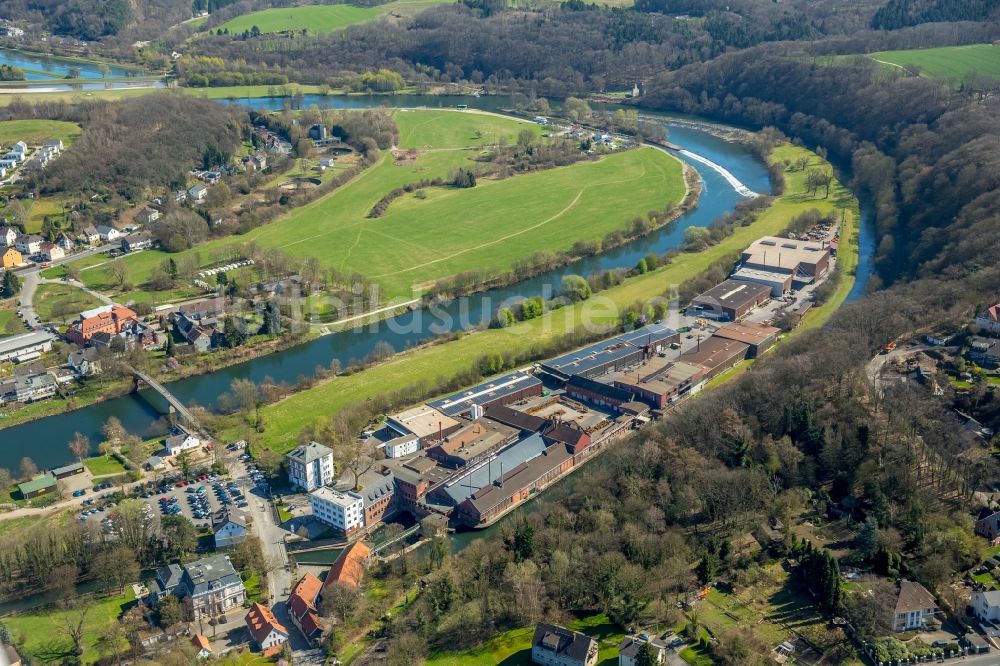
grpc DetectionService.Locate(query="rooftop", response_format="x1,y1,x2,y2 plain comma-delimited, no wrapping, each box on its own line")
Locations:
428,370,541,417
182,555,242,596
539,323,678,379
17,473,56,495
426,418,519,464
463,443,573,515
532,623,597,663
894,580,937,614
387,405,461,439
325,541,371,590
691,279,772,309
743,235,829,269
287,441,333,464
440,433,548,505
0,331,51,354
311,487,362,508
713,322,781,347
679,336,749,371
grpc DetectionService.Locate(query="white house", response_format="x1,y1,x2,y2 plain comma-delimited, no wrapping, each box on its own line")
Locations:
891,580,937,632
164,432,200,456
95,225,120,242
0,226,17,246
310,487,364,536
977,304,1000,335
39,242,64,262
212,508,248,549
384,433,419,458
286,441,335,491
245,603,289,653
619,635,668,666
14,234,43,255
4,141,27,162
56,232,75,251
971,590,1000,624
188,183,209,202
81,226,100,245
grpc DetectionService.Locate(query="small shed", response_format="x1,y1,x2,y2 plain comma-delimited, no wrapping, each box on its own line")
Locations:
18,473,57,499
52,462,85,479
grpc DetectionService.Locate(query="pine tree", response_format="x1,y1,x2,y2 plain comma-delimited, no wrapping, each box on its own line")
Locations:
1,270,20,298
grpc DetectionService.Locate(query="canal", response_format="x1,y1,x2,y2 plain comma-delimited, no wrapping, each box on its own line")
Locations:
0,93,874,471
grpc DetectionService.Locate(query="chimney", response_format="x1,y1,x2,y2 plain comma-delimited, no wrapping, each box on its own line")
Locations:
438,421,442,442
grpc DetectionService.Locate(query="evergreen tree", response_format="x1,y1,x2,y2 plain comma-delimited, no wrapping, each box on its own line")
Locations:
1,270,20,298
635,642,657,666
222,317,247,348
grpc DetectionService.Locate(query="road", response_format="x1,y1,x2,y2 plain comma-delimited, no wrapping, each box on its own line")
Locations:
226,453,324,663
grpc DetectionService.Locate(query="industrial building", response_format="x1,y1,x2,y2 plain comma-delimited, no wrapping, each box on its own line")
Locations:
732,236,831,296
538,323,679,381
679,337,750,380
688,279,772,321
428,370,542,418
424,418,520,468
612,359,707,409
386,404,461,445
712,322,781,358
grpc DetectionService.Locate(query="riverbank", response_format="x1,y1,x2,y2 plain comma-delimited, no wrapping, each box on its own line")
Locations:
218,142,853,452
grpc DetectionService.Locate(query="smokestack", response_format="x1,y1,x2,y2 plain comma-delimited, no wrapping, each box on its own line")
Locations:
499,461,503,488
438,421,442,442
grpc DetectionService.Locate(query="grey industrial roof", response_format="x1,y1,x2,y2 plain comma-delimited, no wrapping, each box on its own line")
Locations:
440,433,547,505
428,371,541,417
539,323,676,378
691,279,771,309
0,331,51,354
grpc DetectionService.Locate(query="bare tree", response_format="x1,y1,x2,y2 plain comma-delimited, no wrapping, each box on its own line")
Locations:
68,432,91,461
105,259,130,289
18,456,37,481
61,606,90,657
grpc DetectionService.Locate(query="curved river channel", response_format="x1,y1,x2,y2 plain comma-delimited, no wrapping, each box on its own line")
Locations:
0,94,875,470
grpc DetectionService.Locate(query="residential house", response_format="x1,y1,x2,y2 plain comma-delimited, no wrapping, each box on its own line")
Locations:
67,347,102,376
286,441,335,491
150,555,246,622
245,603,289,656
14,234,42,256
173,310,218,353
890,580,937,632
976,508,1000,541
971,590,1000,624
135,207,161,225
970,337,1000,368
188,183,209,202
5,362,57,402
288,572,324,645
976,303,1000,335
1,246,21,268
17,473,56,499
310,487,364,536
65,304,139,346
0,159,14,171
39,242,64,262
4,141,27,162
0,225,17,246
44,139,63,152
531,623,599,666
619,635,668,666
212,507,248,549
164,432,200,456
56,232,75,251
324,541,371,591
95,225,120,242
145,455,166,472
81,226,100,245
121,231,153,253
191,634,212,659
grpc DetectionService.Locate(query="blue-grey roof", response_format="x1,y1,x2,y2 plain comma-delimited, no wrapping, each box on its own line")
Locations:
440,433,547,505
429,371,541,417
539,323,676,378
362,473,395,510
181,555,242,597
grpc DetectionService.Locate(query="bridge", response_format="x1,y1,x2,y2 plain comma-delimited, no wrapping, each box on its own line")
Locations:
128,367,202,431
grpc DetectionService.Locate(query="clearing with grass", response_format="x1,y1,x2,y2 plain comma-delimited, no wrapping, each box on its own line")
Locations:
217,0,454,34
61,109,686,301
33,283,103,323
0,119,81,146
868,44,1000,82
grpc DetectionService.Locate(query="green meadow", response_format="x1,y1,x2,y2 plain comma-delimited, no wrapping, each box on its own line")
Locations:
217,0,455,34
868,43,1000,81
0,119,81,146
63,109,686,300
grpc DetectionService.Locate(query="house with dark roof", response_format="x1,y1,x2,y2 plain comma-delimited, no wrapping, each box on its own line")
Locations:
212,507,247,549
531,622,598,666
149,555,246,622
976,508,1000,542
890,580,937,632
288,572,324,645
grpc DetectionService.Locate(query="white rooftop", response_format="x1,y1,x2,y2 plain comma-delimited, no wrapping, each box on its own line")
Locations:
311,486,362,508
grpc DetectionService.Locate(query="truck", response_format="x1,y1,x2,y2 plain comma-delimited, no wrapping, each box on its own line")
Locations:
881,341,897,355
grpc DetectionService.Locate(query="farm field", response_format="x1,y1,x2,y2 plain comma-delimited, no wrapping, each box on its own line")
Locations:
217,0,455,34
868,44,1000,81
220,143,854,452
33,283,103,323
0,119,81,146
62,109,686,301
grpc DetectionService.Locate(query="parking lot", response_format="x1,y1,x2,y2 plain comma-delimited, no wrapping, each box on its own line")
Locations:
142,473,249,528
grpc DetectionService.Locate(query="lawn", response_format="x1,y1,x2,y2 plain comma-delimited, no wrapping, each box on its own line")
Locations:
56,248,204,308
869,44,1000,82
425,613,622,665
63,109,686,299
217,0,454,34
223,142,854,454
32,283,103,323
4,587,136,664
0,301,20,337
0,119,81,146
24,195,71,234
84,455,127,477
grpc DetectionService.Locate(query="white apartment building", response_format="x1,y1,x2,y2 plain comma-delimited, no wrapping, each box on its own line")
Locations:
310,487,364,536
286,441,335,491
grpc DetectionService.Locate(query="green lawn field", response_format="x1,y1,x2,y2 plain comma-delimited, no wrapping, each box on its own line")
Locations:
0,301,19,337
4,587,136,664
33,283,103,323
220,143,855,453
218,0,454,34
869,44,1000,81
62,109,685,300
84,455,127,477
0,119,81,146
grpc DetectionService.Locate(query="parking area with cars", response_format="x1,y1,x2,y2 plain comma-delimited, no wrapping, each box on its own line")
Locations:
142,473,249,528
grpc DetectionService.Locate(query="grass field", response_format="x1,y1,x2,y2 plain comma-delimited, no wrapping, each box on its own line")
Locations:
0,119,81,146
0,300,20,337
62,109,686,300
220,143,854,452
4,587,136,664
24,196,70,234
84,455,127,477
218,0,454,34
869,44,1000,81
32,283,103,323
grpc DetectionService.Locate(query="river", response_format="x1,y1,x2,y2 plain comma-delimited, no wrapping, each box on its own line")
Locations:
0,93,873,471
0,47,147,82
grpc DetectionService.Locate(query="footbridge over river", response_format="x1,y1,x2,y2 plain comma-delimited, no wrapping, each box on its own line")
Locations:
128,367,202,431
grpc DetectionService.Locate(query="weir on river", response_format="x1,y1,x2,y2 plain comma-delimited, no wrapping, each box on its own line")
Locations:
0,94,874,471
